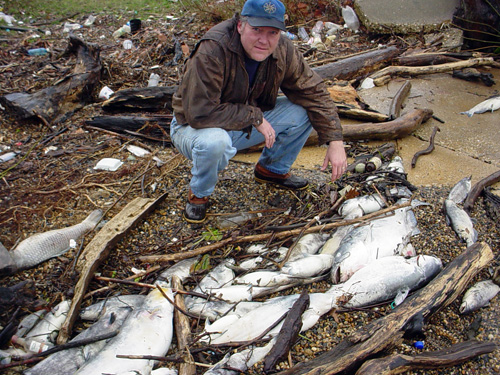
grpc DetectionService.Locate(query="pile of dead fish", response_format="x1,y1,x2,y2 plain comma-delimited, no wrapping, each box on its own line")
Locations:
1,156,498,375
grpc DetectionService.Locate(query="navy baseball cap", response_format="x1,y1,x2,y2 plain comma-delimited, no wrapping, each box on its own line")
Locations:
241,0,287,31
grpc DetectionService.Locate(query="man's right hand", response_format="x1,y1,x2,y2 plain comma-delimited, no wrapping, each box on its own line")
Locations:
255,118,276,149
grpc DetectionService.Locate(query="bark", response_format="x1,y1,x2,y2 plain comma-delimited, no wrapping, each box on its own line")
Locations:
388,80,411,120
56,193,167,345
263,290,310,373
0,36,101,124
355,340,497,375
274,242,493,375
464,170,500,213
341,108,433,141
172,275,197,375
369,57,495,86
101,86,177,112
312,46,400,81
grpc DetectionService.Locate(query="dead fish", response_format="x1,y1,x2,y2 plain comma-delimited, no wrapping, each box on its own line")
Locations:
157,256,200,285
331,202,423,283
0,210,102,275
447,176,471,204
459,279,500,314
338,193,385,218
74,284,174,375
329,255,443,309
204,339,275,375
443,199,477,246
460,95,500,117
319,225,355,255
79,294,146,321
25,306,132,375
281,254,334,277
234,270,295,287
22,300,71,345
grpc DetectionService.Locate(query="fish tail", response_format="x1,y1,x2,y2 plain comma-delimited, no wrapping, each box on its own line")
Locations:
83,209,103,228
0,242,17,275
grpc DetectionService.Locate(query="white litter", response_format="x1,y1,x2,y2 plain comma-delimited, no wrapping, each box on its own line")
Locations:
94,158,123,171
126,145,151,157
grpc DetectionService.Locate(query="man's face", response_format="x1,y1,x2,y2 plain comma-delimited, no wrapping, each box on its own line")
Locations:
237,21,281,61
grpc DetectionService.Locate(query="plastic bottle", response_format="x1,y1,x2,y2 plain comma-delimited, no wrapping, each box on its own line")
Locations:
311,21,324,36
63,22,82,33
341,6,360,32
84,15,96,26
113,24,131,38
27,48,49,56
297,26,309,42
281,31,297,40
11,335,53,354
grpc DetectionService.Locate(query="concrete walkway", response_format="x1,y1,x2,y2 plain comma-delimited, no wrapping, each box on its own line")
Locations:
233,68,500,190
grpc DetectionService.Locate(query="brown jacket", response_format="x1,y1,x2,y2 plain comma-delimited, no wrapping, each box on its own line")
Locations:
172,16,343,145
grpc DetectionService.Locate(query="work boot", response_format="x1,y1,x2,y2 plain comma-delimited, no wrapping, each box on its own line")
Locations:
183,188,208,223
254,163,309,190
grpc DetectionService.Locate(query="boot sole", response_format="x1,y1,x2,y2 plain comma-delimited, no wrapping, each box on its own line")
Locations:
183,211,207,224
254,176,309,191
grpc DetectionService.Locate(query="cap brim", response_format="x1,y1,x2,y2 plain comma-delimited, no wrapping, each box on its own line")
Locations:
246,16,286,31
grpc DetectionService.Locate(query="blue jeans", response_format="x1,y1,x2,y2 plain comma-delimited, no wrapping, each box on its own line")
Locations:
170,96,312,198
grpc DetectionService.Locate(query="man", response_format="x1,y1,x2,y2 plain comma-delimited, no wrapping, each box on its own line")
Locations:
171,0,347,223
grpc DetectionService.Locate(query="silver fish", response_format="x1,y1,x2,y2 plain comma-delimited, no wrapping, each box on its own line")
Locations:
204,339,275,375
281,253,334,277
79,294,146,321
22,300,71,345
459,279,500,314
460,95,500,117
25,306,132,375
444,199,477,246
338,193,385,218
74,284,174,375
447,176,471,204
202,255,442,346
329,255,443,309
157,256,199,285
0,209,102,274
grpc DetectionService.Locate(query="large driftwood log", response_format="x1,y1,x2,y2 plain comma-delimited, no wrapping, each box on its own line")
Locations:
0,36,101,124
312,46,400,81
355,340,497,375
368,57,495,86
275,242,494,375
341,108,433,141
57,193,167,345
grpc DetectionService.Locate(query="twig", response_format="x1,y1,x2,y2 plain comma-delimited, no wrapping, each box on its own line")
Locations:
138,201,412,264
411,126,440,168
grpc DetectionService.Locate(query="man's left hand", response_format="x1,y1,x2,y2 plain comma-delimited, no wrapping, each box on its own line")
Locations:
321,140,347,181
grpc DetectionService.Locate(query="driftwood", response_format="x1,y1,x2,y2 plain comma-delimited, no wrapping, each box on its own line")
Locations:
274,242,494,375
312,46,400,81
57,193,167,345
411,126,440,168
341,108,433,141
464,170,500,213
368,57,495,86
263,290,310,373
395,52,473,66
0,36,101,124
355,340,497,375
101,86,177,112
388,80,411,120
172,275,197,375
85,115,173,143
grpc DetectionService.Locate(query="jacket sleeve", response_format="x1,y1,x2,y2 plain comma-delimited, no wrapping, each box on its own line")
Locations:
177,40,263,131
279,40,343,145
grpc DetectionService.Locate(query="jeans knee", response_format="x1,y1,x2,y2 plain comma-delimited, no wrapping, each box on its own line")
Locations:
194,129,232,158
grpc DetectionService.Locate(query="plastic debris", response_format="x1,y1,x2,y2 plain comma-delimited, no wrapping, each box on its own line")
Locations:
123,39,133,49
99,86,114,100
126,145,151,157
0,152,17,163
342,6,360,32
94,158,123,171
63,22,82,33
148,73,160,87
27,48,49,56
